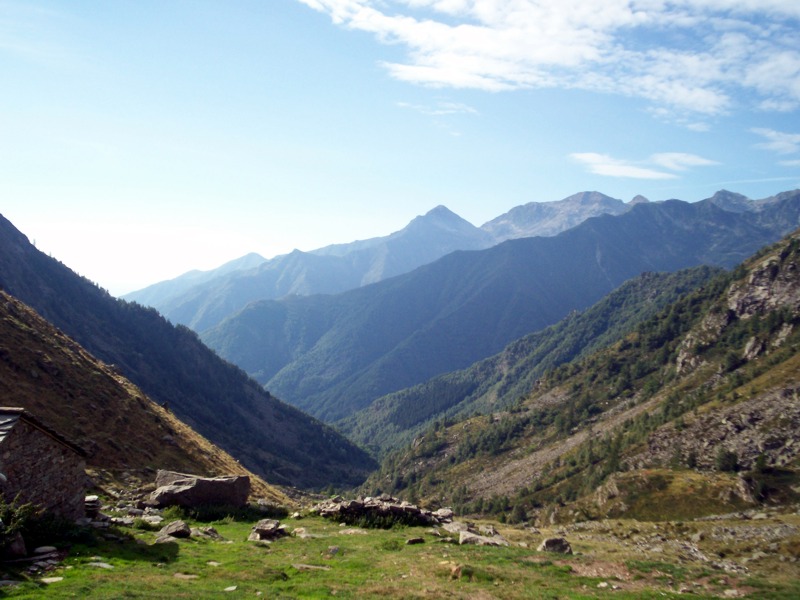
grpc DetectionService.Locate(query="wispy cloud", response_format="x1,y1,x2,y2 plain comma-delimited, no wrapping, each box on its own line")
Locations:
571,152,717,179
0,2,83,68
752,128,800,154
396,100,478,116
651,153,719,171
298,1,800,116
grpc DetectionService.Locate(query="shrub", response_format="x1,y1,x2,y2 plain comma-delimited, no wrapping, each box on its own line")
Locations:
715,448,739,472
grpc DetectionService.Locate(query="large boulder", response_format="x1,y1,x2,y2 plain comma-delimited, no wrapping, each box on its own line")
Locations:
159,520,192,539
148,470,250,509
458,530,509,547
537,537,573,554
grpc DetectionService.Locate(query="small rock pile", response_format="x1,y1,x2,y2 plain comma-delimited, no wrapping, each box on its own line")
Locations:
248,519,289,543
154,520,225,544
310,494,454,527
436,521,510,547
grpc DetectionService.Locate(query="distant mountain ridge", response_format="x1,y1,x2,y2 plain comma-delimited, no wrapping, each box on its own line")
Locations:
202,190,800,424
0,214,376,489
480,191,632,240
124,192,632,330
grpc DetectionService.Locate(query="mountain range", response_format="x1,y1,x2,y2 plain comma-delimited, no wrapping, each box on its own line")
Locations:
0,214,376,489
364,228,800,520
201,191,800,423
124,191,635,331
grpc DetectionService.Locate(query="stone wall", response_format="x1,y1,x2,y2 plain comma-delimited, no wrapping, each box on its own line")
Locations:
0,420,86,520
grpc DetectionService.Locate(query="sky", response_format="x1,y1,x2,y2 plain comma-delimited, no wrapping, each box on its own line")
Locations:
2,0,799,296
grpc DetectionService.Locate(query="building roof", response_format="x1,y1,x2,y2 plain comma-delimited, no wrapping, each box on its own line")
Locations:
0,407,87,457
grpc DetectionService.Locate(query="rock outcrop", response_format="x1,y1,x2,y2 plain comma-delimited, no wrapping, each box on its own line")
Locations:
310,494,454,527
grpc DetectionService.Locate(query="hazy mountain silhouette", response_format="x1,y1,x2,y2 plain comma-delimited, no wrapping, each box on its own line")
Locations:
0,214,376,488
202,191,800,423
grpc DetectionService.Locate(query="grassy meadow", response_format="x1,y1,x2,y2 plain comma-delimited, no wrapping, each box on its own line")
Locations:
2,507,799,599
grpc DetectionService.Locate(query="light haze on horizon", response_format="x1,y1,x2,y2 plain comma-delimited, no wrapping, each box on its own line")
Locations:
2,0,799,296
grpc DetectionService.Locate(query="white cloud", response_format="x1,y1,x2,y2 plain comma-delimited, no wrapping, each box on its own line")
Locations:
651,153,720,170
571,153,677,179
752,128,800,154
571,151,718,179
297,0,800,116
779,159,800,167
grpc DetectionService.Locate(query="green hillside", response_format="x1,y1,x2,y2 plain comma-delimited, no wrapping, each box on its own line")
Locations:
339,266,720,457
364,231,800,522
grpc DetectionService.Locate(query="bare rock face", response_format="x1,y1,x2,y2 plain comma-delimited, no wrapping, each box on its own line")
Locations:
148,470,250,509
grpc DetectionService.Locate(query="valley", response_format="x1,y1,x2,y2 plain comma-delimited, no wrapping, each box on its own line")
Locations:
1,189,800,597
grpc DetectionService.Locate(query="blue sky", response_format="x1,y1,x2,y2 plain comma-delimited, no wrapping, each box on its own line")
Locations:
2,0,799,295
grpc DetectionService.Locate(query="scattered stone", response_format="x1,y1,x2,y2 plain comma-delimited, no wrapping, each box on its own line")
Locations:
85,495,101,518
338,528,368,536
442,522,470,535
224,586,237,591
153,535,176,545
191,527,224,540
160,520,192,539
597,581,609,589
537,537,573,554
326,545,341,558
142,515,164,526
459,531,509,547
87,562,114,569
293,564,331,571
40,577,63,584
33,546,57,555
433,508,454,521
173,573,199,580
207,561,222,567
248,519,288,542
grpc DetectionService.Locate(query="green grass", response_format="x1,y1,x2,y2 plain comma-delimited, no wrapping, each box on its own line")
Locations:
2,514,798,599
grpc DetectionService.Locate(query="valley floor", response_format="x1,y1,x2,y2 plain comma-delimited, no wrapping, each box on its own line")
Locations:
3,506,799,599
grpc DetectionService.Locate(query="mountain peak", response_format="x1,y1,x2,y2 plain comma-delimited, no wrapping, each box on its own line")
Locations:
707,190,754,213
480,191,628,241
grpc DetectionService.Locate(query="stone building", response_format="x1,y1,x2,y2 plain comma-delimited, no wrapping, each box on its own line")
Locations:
0,408,86,520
